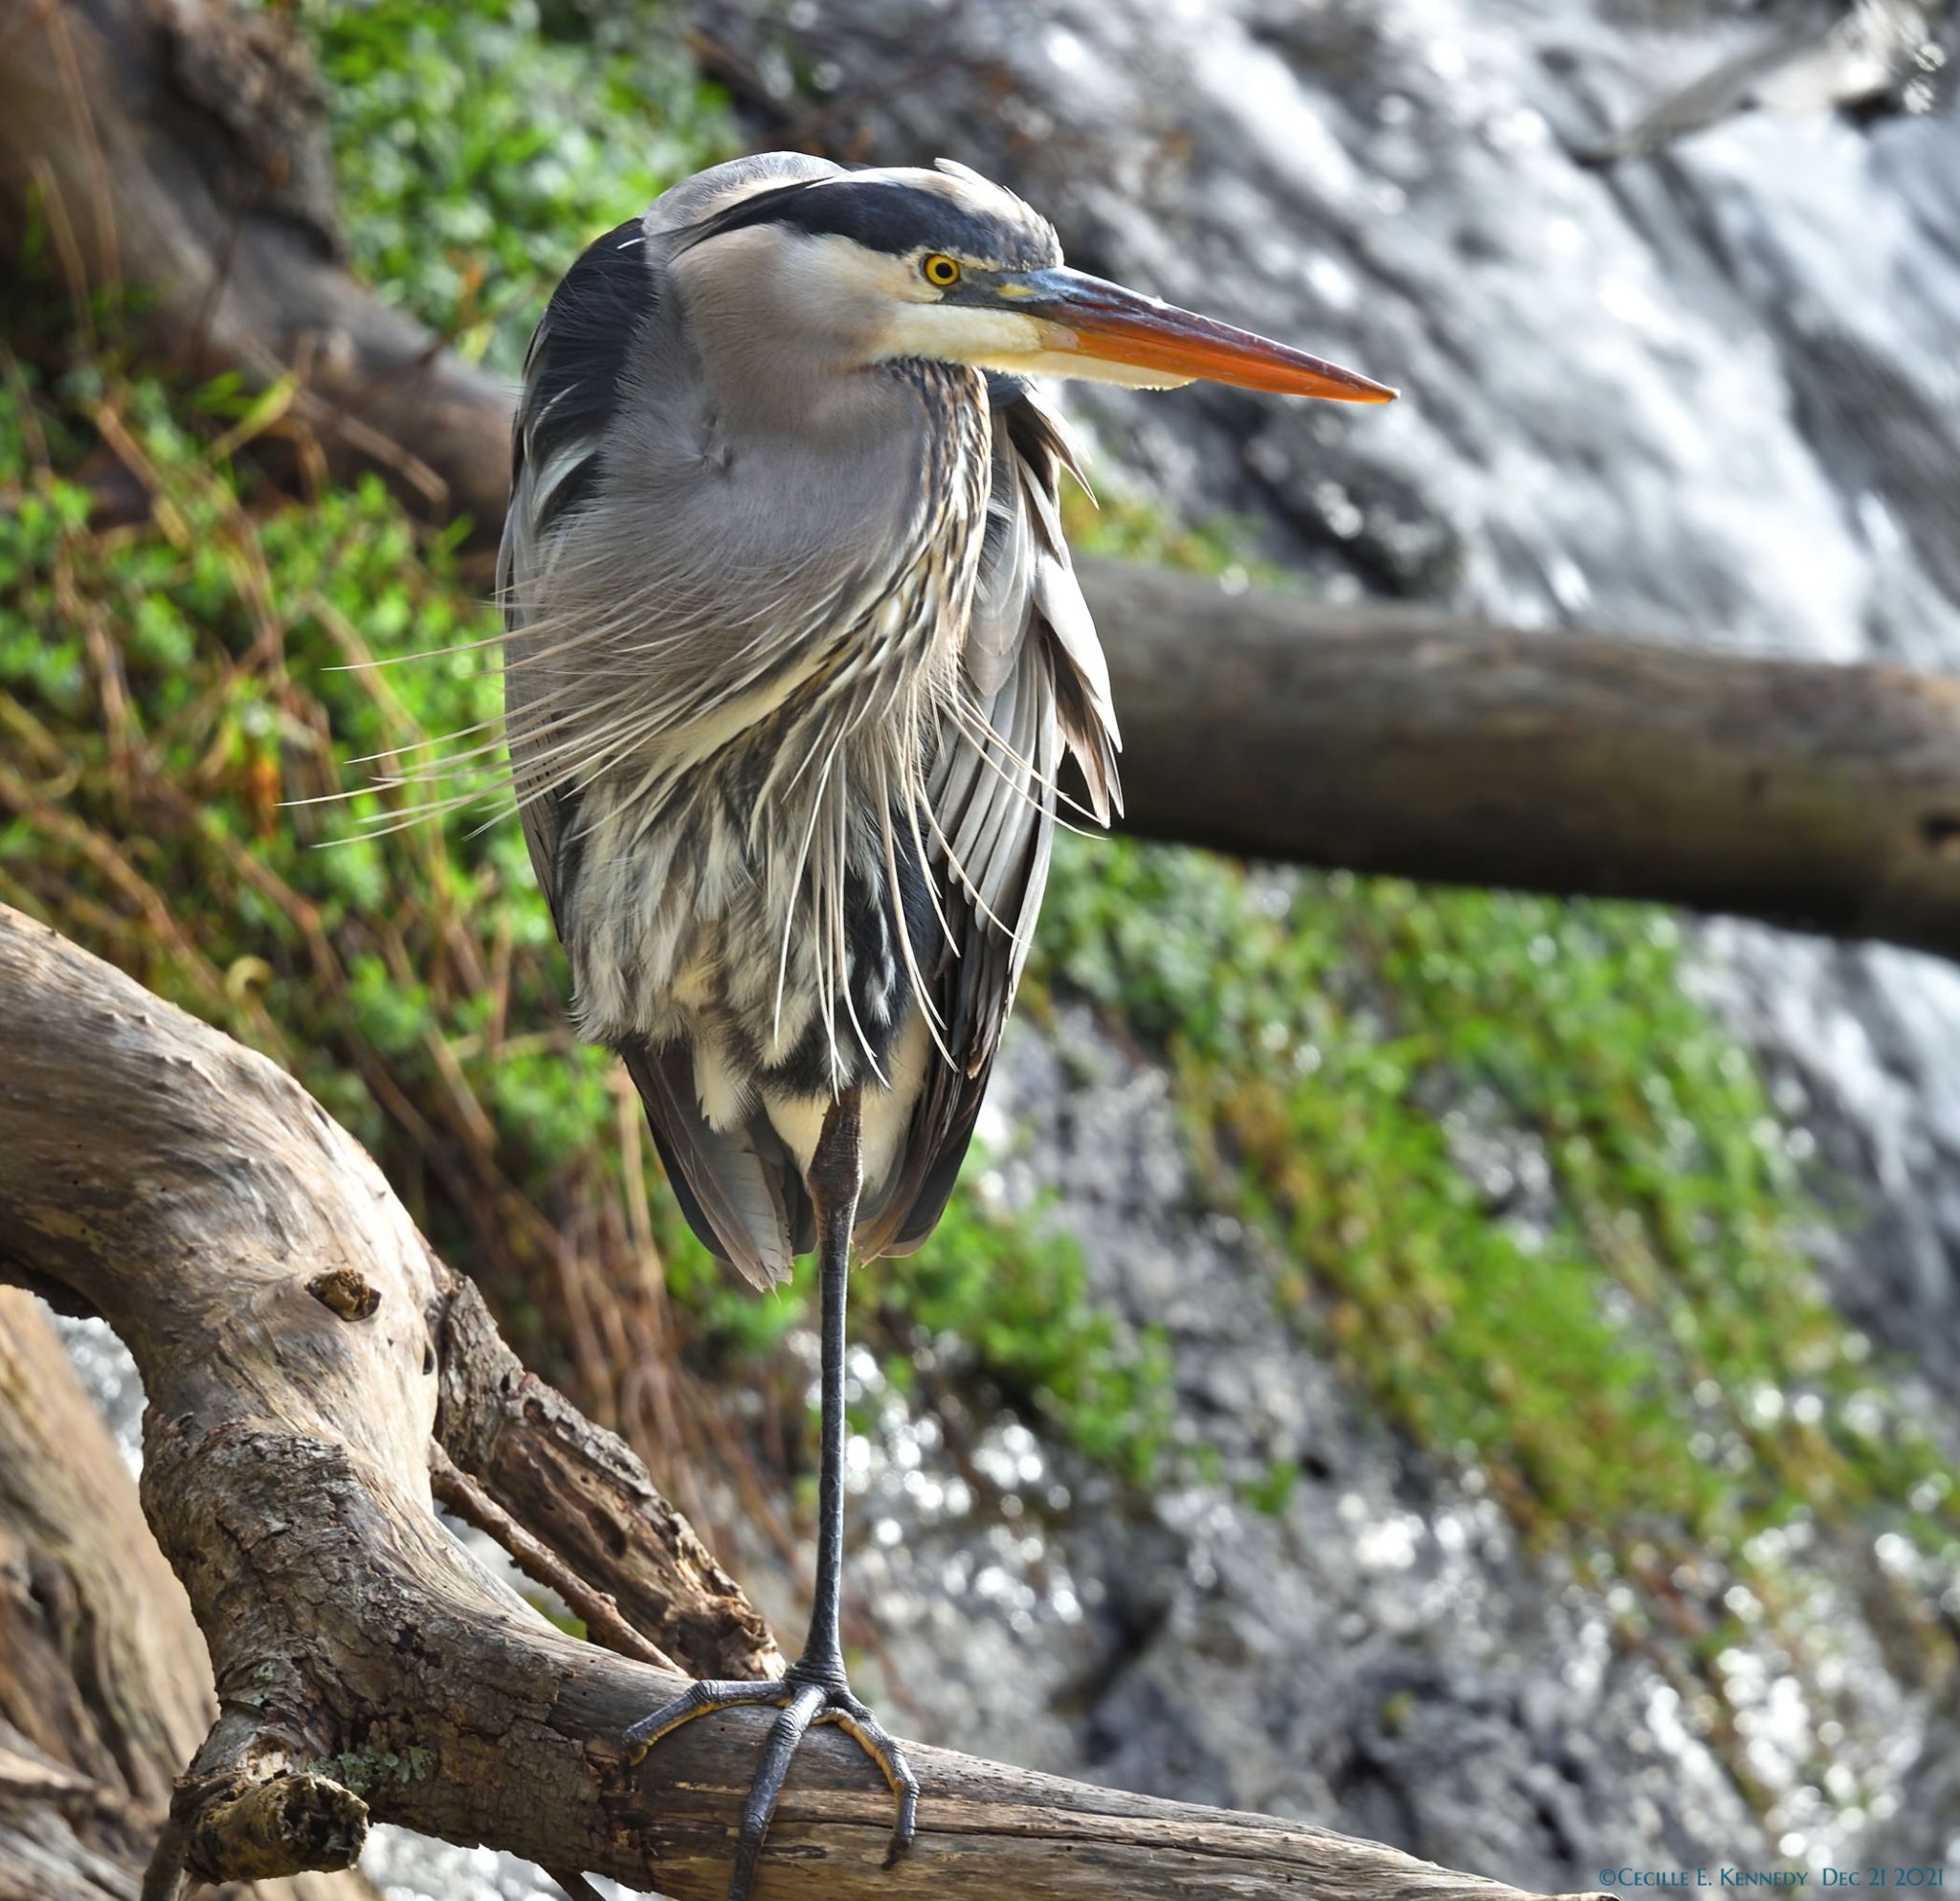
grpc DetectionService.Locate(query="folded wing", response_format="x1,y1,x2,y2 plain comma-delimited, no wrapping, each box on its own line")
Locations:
858,374,1121,1258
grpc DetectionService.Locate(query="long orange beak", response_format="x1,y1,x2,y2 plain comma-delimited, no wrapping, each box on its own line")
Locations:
1012,266,1396,402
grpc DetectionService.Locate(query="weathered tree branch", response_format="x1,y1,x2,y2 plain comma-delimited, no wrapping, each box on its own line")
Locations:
0,1287,379,1901
433,1271,782,1686
9,0,1960,966
0,902,1611,1899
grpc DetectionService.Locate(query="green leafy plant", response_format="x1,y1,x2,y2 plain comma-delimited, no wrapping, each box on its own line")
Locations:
284,0,737,369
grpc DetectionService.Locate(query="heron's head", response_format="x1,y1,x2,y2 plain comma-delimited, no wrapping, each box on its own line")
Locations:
675,159,1395,403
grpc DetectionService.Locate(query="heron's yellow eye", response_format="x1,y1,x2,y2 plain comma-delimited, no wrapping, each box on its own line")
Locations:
922,254,962,288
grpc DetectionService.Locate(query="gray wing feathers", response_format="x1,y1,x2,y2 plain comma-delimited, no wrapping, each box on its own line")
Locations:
499,194,822,1290
501,576,575,935
858,380,1119,1258
498,331,565,928
1013,399,1121,824
961,385,1119,824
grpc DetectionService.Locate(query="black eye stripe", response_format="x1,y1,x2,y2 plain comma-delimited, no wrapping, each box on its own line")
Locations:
686,176,1059,271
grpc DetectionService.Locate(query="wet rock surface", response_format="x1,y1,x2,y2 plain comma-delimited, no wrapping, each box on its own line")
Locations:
825,1006,1953,1886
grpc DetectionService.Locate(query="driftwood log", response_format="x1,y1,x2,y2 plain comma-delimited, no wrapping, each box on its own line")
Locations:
6,0,1960,966
0,902,1613,1899
0,1289,379,1901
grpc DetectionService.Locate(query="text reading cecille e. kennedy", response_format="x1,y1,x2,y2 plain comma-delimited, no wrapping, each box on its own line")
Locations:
1600,1872,1947,1889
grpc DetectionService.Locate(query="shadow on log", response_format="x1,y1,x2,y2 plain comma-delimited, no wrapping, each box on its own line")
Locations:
0,902,1614,1899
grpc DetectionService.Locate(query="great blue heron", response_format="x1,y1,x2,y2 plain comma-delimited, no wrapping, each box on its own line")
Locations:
497,151,1392,1898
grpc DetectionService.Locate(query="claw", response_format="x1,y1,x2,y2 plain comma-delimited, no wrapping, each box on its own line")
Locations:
812,1701,919,1867
623,1676,919,1898
729,1684,827,1898
622,1679,795,1766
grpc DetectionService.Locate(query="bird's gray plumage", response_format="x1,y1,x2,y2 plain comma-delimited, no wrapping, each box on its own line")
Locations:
480,151,1392,1892
497,153,1120,1287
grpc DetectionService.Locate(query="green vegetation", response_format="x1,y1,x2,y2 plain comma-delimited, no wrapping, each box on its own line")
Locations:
876,1192,1175,1486
1058,482,1275,586
284,0,737,370
1032,841,1954,1561
1039,491,1957,1655
0,365,629,1359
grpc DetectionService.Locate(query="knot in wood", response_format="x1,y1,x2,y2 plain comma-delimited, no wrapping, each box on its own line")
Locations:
185,1770,368,1881
306,1266,380,1322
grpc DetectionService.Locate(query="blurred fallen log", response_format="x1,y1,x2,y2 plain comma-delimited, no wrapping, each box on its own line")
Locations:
1096,565,1960,962
0,902,1610,1901
8,0,1960,966
1577,0,1951,166
0,0,512,530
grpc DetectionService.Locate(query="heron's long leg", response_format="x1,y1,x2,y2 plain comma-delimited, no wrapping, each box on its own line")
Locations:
623,1089,918,1901
792,1085,864,1691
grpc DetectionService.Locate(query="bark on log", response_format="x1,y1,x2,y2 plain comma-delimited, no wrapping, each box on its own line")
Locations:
9,0,1960,966
1096,565,1960,958
0,1289,377,1901
0,900,1608,1899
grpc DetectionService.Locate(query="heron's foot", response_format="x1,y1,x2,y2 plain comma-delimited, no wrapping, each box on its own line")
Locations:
623,1668,918,1901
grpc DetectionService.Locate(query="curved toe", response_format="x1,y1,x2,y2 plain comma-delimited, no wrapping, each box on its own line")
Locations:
623,1675,919,1900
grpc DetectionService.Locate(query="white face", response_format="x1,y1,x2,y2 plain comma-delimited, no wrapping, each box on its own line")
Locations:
791,236,1198,391
681,174,1395,410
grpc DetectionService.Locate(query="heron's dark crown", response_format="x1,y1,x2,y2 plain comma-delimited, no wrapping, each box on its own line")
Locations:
688,168,1062,273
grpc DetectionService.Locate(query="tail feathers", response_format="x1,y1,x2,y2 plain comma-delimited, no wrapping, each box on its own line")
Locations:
617,1038,813,1288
